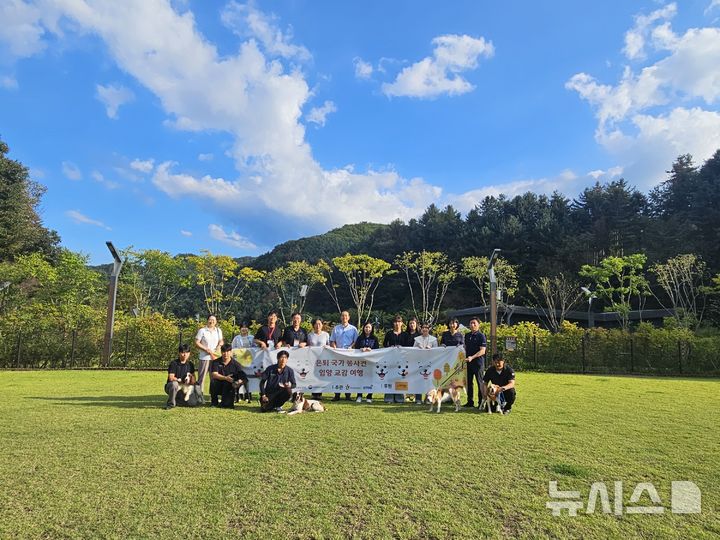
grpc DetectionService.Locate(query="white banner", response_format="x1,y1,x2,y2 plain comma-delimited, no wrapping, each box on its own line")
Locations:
233,346,467,394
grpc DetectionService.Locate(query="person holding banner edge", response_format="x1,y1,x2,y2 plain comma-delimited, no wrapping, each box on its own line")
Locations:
330,311,358,401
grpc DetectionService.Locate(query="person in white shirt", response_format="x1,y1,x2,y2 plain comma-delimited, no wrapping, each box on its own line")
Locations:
194,315,224,392
307,318,329,399
413,322,438,404
231,321,255,349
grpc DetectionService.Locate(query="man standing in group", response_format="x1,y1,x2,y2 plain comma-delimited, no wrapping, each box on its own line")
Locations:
259,350,297,412
482,353,516,414
329,310,358,401
283,312,308,348
194,315,224,392
210,343,249,408
464,317,487,408
254,310,284,349
164,343,196,410
383,315,406,404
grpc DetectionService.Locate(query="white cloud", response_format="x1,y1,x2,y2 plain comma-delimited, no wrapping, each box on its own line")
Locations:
198,153,213,161
95,83,134,119
705,0,720,16
382,34,494,98
353,57,373,79
180,229,192,237
65,209,111,230
61,161,82,181
208,224,256,249
623,3,677,60
130,158,155,173
220,1,310,61
306,100,337,127
0,0,46,59
1,75,18,89
586,166,624,180
90,170,119,189
568,6,720,187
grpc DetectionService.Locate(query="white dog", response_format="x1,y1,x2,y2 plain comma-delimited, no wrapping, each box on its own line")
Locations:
178,373,194,402
287,393,326,415
479,381,503,413
426,384,465,413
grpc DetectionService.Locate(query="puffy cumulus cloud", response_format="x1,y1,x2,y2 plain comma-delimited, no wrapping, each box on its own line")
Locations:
61,160,82,181
306,100,337,127
587,166,624,180
130,158,155,173
353,57,373,79
568,5,720,187
65,209,111,230
0,0,46,58
220,0,310,61
623,2,677,60
95,83,134,118
208,224,256,250
382,34,494,98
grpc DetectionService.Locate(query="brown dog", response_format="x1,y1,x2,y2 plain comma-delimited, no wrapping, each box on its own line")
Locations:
426,384,465,413
287,392,326,415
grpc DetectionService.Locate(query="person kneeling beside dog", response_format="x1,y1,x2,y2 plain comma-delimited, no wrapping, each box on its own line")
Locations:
259,350,296,413
165,344,201,409
210,344,249,408
481,353,516,415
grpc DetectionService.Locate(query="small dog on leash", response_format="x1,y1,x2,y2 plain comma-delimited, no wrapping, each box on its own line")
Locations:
287,392,326,416
426,384,465,413
479,381,503,413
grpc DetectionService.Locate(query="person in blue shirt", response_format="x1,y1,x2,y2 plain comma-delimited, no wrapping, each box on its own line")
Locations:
329,310,358,401
259,350,296,413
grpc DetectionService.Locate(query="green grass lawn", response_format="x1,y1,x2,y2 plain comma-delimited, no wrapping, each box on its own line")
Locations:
1,371,718,539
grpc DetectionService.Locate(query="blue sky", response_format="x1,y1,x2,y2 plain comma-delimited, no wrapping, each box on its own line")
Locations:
1,0,719,264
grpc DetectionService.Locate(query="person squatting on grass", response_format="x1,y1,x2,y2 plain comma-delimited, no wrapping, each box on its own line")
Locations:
194,315,224,391
259,350,297,413
164,343,197,409
463,317,487,408
210,344,249,409
483,353,516,414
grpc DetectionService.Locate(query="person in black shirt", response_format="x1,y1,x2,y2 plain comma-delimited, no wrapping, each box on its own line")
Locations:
260,350,297,413
254,310,284,349
482,353,516,414
210,344,249,408
383,315,406,403
401,317,422,403
282,312,308,348
441,317,465,347
463,317,487,407
354,322,378,403
165,343,196,409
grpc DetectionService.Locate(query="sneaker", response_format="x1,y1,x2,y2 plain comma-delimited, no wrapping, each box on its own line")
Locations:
164,404,175,410
462,402,474,408
356,396,362,403
275,407,286,413
503,409,512,415
366,398,372,403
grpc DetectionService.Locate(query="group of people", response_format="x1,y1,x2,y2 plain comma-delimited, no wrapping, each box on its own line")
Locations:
164,312,516,414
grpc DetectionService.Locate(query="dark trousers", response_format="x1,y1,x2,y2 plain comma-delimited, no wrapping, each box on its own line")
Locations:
500,388,516,411
334,392,352,400
210,379,235,408
355,393,373,400
465,358,485,404
260,387,292,412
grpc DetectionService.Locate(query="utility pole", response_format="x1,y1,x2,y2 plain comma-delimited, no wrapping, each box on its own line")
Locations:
488,248,501,356
102,241,124,367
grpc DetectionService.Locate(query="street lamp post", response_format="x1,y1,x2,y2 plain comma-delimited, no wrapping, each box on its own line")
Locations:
581,286,597,328
102,241,124,367
488,248,501,356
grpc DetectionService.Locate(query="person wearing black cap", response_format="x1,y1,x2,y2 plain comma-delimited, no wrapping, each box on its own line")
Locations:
210,343,249,408
164,343,196,409
482,353,516,414
259,350,296,413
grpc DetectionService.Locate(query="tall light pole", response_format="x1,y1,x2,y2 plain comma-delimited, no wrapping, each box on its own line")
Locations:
102,241,124,366
488,248,501,356
581,286,597,328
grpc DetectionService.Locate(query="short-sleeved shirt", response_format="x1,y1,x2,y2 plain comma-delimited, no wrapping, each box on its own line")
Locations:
330,323,358,348
414,335,438,348
465,331,487,358
255,325,283,346
167,359,195,382
383,331,405,347
195,326,223,361
355,335,379,350
231,334,254,349
483,365,515,388
283,327,308,347
307,331,329,346
441,330,464,347
210,358,247,381
260,364,296,394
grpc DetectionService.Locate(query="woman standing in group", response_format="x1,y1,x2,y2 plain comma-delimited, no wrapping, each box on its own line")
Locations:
307,318,329,399
195,315,224,392
441,317,464,347
354,322,378,403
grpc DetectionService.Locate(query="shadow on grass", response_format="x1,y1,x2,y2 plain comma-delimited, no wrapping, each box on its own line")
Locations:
28,395,166,409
